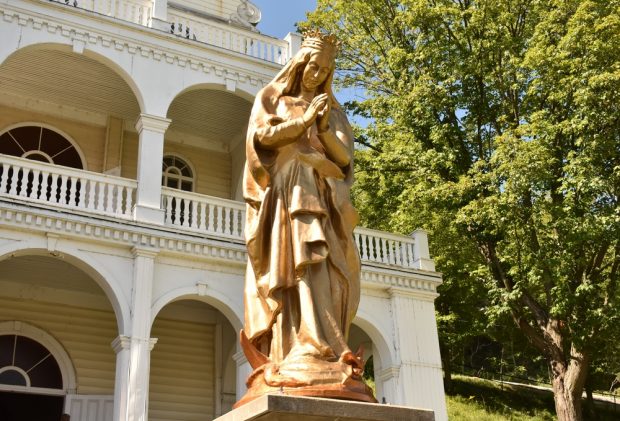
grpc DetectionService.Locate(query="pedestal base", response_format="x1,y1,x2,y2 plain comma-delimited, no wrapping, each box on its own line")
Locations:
215,394,435,421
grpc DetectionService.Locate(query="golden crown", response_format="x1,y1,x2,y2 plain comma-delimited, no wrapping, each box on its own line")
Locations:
301,29,340,54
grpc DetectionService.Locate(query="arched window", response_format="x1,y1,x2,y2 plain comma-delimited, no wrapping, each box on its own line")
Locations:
0,335,63,390
162,155,193,192
0,125,84,169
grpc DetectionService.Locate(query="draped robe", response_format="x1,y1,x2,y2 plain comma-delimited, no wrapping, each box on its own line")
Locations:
242,85,361,366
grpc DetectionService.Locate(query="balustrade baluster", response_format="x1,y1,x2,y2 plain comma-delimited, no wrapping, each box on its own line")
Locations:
18,168,28,198
178,198,186,227
125,186,134,215
407,243,415,267
164,195,173,224
31,169,41,199
0,164,7,194
223,207,231,235
96,181,105,211
179,198,187,227
41,170,51,202
106,183,114,212
190,200,198,228
217,206,224,233
232,208,239,237
8,165,19,196
66,176,75,205
395,242,403,266
60,174,70,204
119,186,126,214
198,202,206,230
380,238,388,264
359,234,368,260
368,236,375,262
207,204,215,232
76,177,86,208
86,179,96,211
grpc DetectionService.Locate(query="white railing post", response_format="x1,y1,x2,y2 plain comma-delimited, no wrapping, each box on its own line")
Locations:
134,114,171,225
151,0,169,31
284,32,302,64
411,228,435,271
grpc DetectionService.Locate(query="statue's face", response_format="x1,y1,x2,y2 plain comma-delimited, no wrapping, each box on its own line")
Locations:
301,51,332,91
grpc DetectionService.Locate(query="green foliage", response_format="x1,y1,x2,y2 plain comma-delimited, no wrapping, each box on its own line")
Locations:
303,0,620,415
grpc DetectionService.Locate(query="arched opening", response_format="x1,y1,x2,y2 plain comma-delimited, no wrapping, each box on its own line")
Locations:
0,45,142,177
149,299,238,420
0,333,65,421
0,124,86,170
163,87,252,201
349,323,378,397
0,254,121,416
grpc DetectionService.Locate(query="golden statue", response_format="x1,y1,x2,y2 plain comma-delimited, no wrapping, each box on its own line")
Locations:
237,30,376,406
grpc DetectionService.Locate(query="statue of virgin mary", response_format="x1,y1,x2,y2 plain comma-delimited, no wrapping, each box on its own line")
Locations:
238,30,375,405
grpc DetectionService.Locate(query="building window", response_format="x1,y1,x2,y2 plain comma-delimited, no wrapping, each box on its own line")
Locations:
0,125,84,169
0,335,63,390
162,155,193,192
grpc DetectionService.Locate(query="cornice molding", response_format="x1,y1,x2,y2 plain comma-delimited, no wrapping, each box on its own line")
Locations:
0,200,442,295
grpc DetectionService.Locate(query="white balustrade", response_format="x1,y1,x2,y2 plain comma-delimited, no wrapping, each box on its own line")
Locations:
354,227,417,269
168,8,290,64
161,187,246,240
50,0,153,26
49,1,290,64
0,154,136,219
0,154,418,269
162,187,419,269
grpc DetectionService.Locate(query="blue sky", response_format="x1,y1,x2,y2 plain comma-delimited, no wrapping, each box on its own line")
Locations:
252,1,317,39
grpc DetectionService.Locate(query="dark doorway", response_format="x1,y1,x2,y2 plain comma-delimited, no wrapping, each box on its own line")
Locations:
0,391,64,421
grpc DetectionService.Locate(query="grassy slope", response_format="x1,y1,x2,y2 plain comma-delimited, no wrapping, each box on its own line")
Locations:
446,375,618,420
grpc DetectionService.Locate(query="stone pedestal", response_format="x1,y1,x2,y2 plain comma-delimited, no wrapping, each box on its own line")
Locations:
214,394,434,421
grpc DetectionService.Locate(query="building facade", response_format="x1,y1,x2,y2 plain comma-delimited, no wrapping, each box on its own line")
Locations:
0,1,447,420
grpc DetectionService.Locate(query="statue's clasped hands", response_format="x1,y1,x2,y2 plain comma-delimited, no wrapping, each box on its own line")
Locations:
303,93,330,132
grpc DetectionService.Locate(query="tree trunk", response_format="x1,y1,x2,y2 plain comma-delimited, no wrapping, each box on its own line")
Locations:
584,370,599,420
440,343,453,392
550,345,589,421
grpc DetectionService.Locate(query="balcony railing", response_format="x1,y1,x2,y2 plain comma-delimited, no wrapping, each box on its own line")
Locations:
49,0,290,65
60,0,153,26
0,154,136,219
0,155,420,270
161,187,245,240
161,188,419,269
168,7,289,64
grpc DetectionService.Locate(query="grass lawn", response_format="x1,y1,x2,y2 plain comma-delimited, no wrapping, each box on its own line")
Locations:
446,375,618,420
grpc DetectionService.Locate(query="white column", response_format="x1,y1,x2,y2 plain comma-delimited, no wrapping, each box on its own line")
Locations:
150,0,169,32
112,335,131,421
376,366,399,405
125,247,159,421
233,350,251,401
284,32,302,62
389,287,447,421
134,114,170,224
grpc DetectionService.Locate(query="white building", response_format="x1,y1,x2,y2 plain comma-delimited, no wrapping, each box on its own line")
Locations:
0,1,447,420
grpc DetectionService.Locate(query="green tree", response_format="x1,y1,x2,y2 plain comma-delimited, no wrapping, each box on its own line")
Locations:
303,1,620,420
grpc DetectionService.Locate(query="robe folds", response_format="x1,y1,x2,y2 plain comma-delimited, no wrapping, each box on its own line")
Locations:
243,86,361,364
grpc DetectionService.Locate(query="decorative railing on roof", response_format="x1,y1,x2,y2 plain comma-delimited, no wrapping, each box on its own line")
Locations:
48,0,290,64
